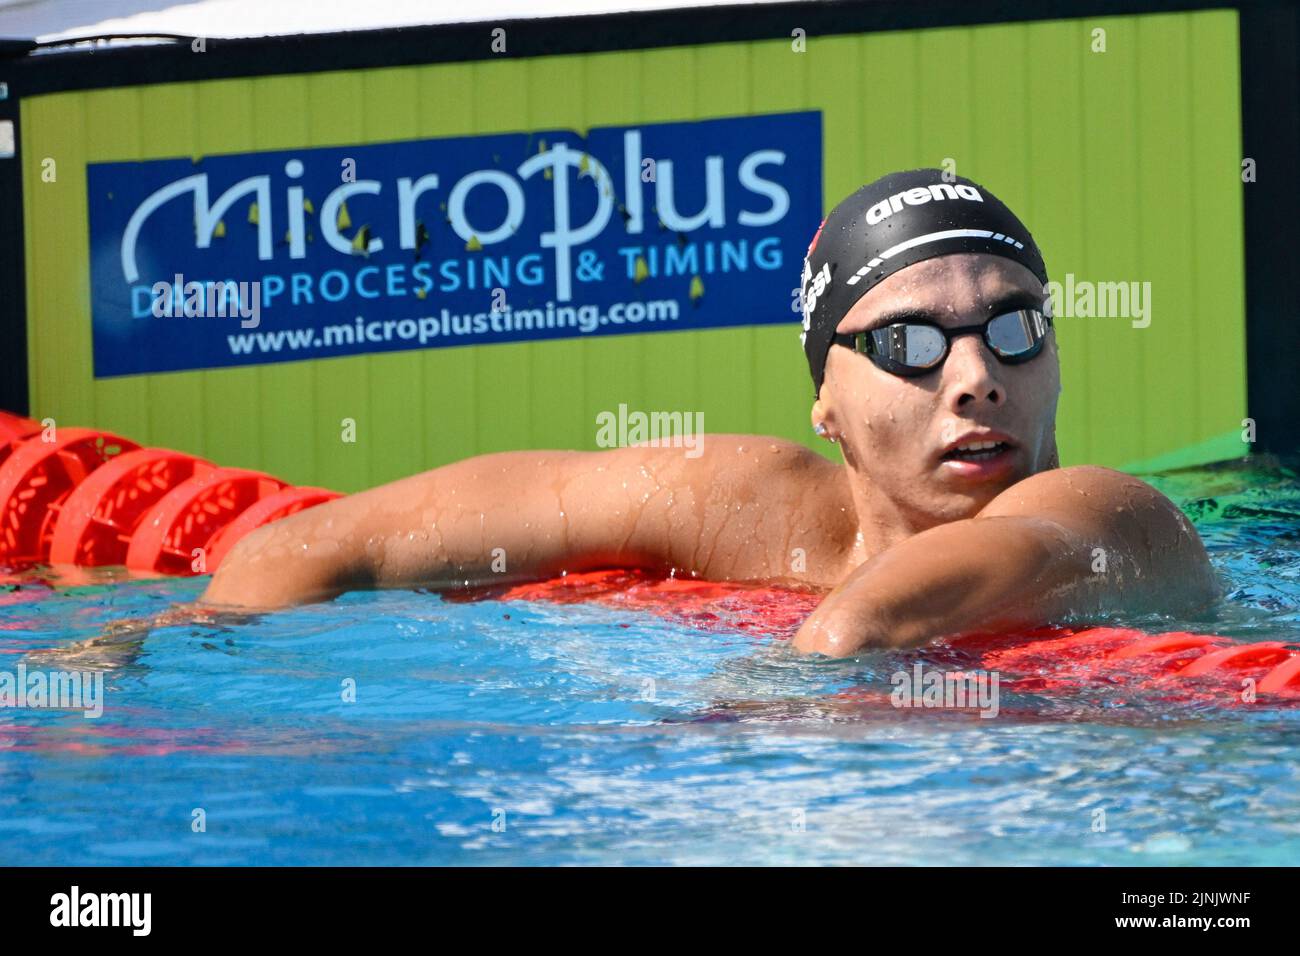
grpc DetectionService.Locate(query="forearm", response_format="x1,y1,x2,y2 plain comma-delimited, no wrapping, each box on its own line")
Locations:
200,518,353,608
793,516,1101,656
199,448,667,610
201,452,574,609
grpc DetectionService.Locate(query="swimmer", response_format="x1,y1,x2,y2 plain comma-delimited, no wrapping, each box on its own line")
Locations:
201,169,1219,656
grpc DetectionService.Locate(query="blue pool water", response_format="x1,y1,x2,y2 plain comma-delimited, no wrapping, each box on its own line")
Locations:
2,456,1299,866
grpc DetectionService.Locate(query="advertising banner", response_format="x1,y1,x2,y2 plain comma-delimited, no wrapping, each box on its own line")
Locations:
87,111,823,377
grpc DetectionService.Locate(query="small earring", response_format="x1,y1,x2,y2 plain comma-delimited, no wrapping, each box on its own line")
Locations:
813,422,827,436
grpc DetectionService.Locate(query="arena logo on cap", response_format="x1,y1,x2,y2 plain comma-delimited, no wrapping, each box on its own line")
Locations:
865,182,984,226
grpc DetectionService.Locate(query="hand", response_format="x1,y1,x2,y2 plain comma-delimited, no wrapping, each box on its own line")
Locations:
792,587,895,656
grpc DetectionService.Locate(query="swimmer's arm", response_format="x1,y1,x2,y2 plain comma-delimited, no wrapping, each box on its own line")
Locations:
201,450,648,609
792,466,1219,657
199,445,700,611
30,603,259,670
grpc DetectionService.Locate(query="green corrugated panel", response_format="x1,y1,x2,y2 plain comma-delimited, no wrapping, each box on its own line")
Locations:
1027,18,1089,467
749,37,813,449
1190,12,1248,458
21,10,1247,491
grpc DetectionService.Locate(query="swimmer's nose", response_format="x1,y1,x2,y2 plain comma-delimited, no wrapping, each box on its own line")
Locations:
944,333,1005,409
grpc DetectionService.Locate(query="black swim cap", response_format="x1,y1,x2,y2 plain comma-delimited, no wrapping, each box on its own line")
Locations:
799,169,1048,396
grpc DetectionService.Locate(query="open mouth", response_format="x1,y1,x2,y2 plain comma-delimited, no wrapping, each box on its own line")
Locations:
937,432,1020,480
941,440,1012,463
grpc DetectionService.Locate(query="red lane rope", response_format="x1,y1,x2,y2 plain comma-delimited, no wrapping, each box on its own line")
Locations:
3,412,1296,702
0,410,337,576
499,569,1300,703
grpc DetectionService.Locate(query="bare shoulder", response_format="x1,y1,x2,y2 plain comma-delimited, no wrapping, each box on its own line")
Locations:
979,464,1200,542
979,464,1217,603
593,433,852,582
691,433,840,476
978,464,1165,524
610,432,840,484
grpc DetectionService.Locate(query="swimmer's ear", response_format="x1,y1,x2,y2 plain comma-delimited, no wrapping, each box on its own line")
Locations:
811,391,840,443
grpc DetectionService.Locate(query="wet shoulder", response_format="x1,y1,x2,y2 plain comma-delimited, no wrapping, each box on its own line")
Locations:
982,465,1153,515
692,433,842,480
603,432,849,513
979,465,1182,538
689,434,851,515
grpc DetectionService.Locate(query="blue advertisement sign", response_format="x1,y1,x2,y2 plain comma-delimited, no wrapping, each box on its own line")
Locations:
86,111,822,377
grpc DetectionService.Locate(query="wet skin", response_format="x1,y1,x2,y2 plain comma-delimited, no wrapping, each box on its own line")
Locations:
200,253,1219,657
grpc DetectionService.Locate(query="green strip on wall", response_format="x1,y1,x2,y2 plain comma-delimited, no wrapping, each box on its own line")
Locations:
1121,428,1253,474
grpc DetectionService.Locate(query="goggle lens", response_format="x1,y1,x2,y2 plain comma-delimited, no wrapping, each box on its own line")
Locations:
839,308,1051,376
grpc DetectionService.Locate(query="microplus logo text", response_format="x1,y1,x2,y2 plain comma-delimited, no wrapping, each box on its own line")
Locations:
88,112,822,377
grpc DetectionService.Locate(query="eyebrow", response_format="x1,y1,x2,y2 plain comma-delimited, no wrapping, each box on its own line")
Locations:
859,288,1044,330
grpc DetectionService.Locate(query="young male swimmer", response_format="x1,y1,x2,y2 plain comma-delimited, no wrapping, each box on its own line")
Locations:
201,169,1219,656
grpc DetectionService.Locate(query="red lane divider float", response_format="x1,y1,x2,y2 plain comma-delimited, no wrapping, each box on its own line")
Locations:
496,568,822,635
0,428,139,563
496,569,1300,704
1259,655,1300,694
1107,632,1222,659
0,411,41,468
0,409,342,576
49,449,214,566
2,412,1297,703
978,629,1300,703
1177,641,1293,678
126,467,288,576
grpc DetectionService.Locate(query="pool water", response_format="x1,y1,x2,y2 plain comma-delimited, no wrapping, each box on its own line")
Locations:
2,455,1299,866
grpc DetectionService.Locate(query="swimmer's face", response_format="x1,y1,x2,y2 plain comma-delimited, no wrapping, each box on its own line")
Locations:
815,252,1060,528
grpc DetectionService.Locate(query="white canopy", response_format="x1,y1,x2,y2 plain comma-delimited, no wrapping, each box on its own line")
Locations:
0,0,799,49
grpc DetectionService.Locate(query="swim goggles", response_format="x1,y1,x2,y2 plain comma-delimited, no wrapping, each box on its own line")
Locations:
830,307,1052,377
